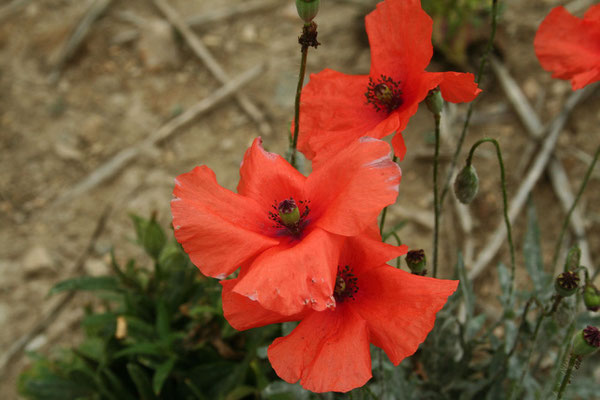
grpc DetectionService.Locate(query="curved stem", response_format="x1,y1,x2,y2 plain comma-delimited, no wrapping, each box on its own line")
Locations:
379,155,398,235
433,114,441,278
440,0,499,207
551,144,600,270
466,138,516,299
289,30,310,169
556,353,577,400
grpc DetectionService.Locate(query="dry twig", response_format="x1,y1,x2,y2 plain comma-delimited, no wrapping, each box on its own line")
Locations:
151,0,272,137
51,63,265,207
49,0,113,83
468,69,597,279
0,207,111,378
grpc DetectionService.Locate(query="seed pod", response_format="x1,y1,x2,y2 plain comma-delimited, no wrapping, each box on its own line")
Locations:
572,326,600,356
296,0,320,23
406,249,427,275
555,270,580,297
583,283,600,312
454,164,479,204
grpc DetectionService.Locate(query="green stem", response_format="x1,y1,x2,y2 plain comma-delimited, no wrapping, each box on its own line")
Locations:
289,29,310,169
379,155,398,235
433,113,441,278
510,311,545,400
440,0,499,207
551,144,600,270
466,138,515,299
556,353,578,400
552,322,576,395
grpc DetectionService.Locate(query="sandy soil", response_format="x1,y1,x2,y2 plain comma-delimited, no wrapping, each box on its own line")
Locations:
1,0,599,398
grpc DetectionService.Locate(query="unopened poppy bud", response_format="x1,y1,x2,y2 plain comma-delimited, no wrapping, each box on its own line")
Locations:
406,249,427,275
572,326,600,356
425,88,444,115
583,283,600,312
296,0,320,23
454,164,479,204
555,271,580,297
278,199,300,227
564,246,581,271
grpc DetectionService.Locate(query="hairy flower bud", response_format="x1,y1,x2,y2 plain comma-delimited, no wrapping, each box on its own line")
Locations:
425,88,444,115
296,0,320,23
454,164,479,204
583,283,600,312
572,326,600,356
555,271,580,297
406,249,427,275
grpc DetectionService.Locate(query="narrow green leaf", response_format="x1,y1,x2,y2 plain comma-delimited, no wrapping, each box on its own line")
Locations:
49,276,120,295
524,199,546,293
496,262,513,308
155,300,170,339
456,253,474,319
152,356,176,395
127,363,158,400
225,385,258,400
114,342,165,359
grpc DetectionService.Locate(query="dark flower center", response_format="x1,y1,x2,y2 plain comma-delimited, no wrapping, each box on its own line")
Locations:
365,75,403,113
583,326,600,348
268,197,310,237
334,265,358,303
556,271,580,290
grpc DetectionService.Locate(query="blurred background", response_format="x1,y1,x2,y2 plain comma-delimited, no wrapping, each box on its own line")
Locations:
1,0,599,398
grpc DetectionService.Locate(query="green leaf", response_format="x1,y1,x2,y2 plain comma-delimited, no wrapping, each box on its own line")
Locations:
456,253,474,319
497,262,513,308
155,300,170,339
152,356,176,395
127,363,158,400
225,385,258,400
524,199,546,294
114,342,165,359
49,276,121,295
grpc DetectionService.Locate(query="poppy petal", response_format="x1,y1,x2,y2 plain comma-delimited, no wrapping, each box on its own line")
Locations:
221,277,307,330
534,6,600,90
354,266,458,364
171,166,279,278
268,306,372,393
427,71,482,103
307,138,401,237
238,137,307,211
232,228,343,315
338,235,408,276
366,0,433,78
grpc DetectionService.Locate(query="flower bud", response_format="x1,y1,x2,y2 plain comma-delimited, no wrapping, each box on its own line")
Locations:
555,271,580,297
296,0,320,23
564,246,581,271
425,88,444,116
583,283,600,312
406,249,427,275
278,199,300,227
454,164,479,204
572,326,600,356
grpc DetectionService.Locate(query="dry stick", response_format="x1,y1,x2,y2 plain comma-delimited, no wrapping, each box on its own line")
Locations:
0,207,111,379
49,0,113,83
0,0,32,22
490,57,597,275
151,0,272,137
51,63,264,207
468,80,597,280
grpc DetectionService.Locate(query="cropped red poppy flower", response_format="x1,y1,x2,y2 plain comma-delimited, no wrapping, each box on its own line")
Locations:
534,4,600,90
221,235,458,393
171,137,401,315
296,0,481,166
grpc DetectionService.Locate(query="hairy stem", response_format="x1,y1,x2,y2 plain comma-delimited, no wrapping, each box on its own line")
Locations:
556,353,577,400
289,28,310,169
433,113,441,278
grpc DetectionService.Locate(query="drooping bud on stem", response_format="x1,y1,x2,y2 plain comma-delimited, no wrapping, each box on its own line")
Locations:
583,282,600,312
425,87,444,116
572,326,600,356
406,249,427,275
555,270,580,297
278,198,300,227
296,0,320,23
454,164,479,204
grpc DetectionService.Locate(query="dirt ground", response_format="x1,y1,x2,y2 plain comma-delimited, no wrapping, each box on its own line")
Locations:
1,0,599,398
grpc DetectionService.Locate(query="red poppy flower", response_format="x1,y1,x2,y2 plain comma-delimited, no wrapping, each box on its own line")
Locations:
221,235,458,393
295,0,481,166
534,4,600,91
171,137,401,315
